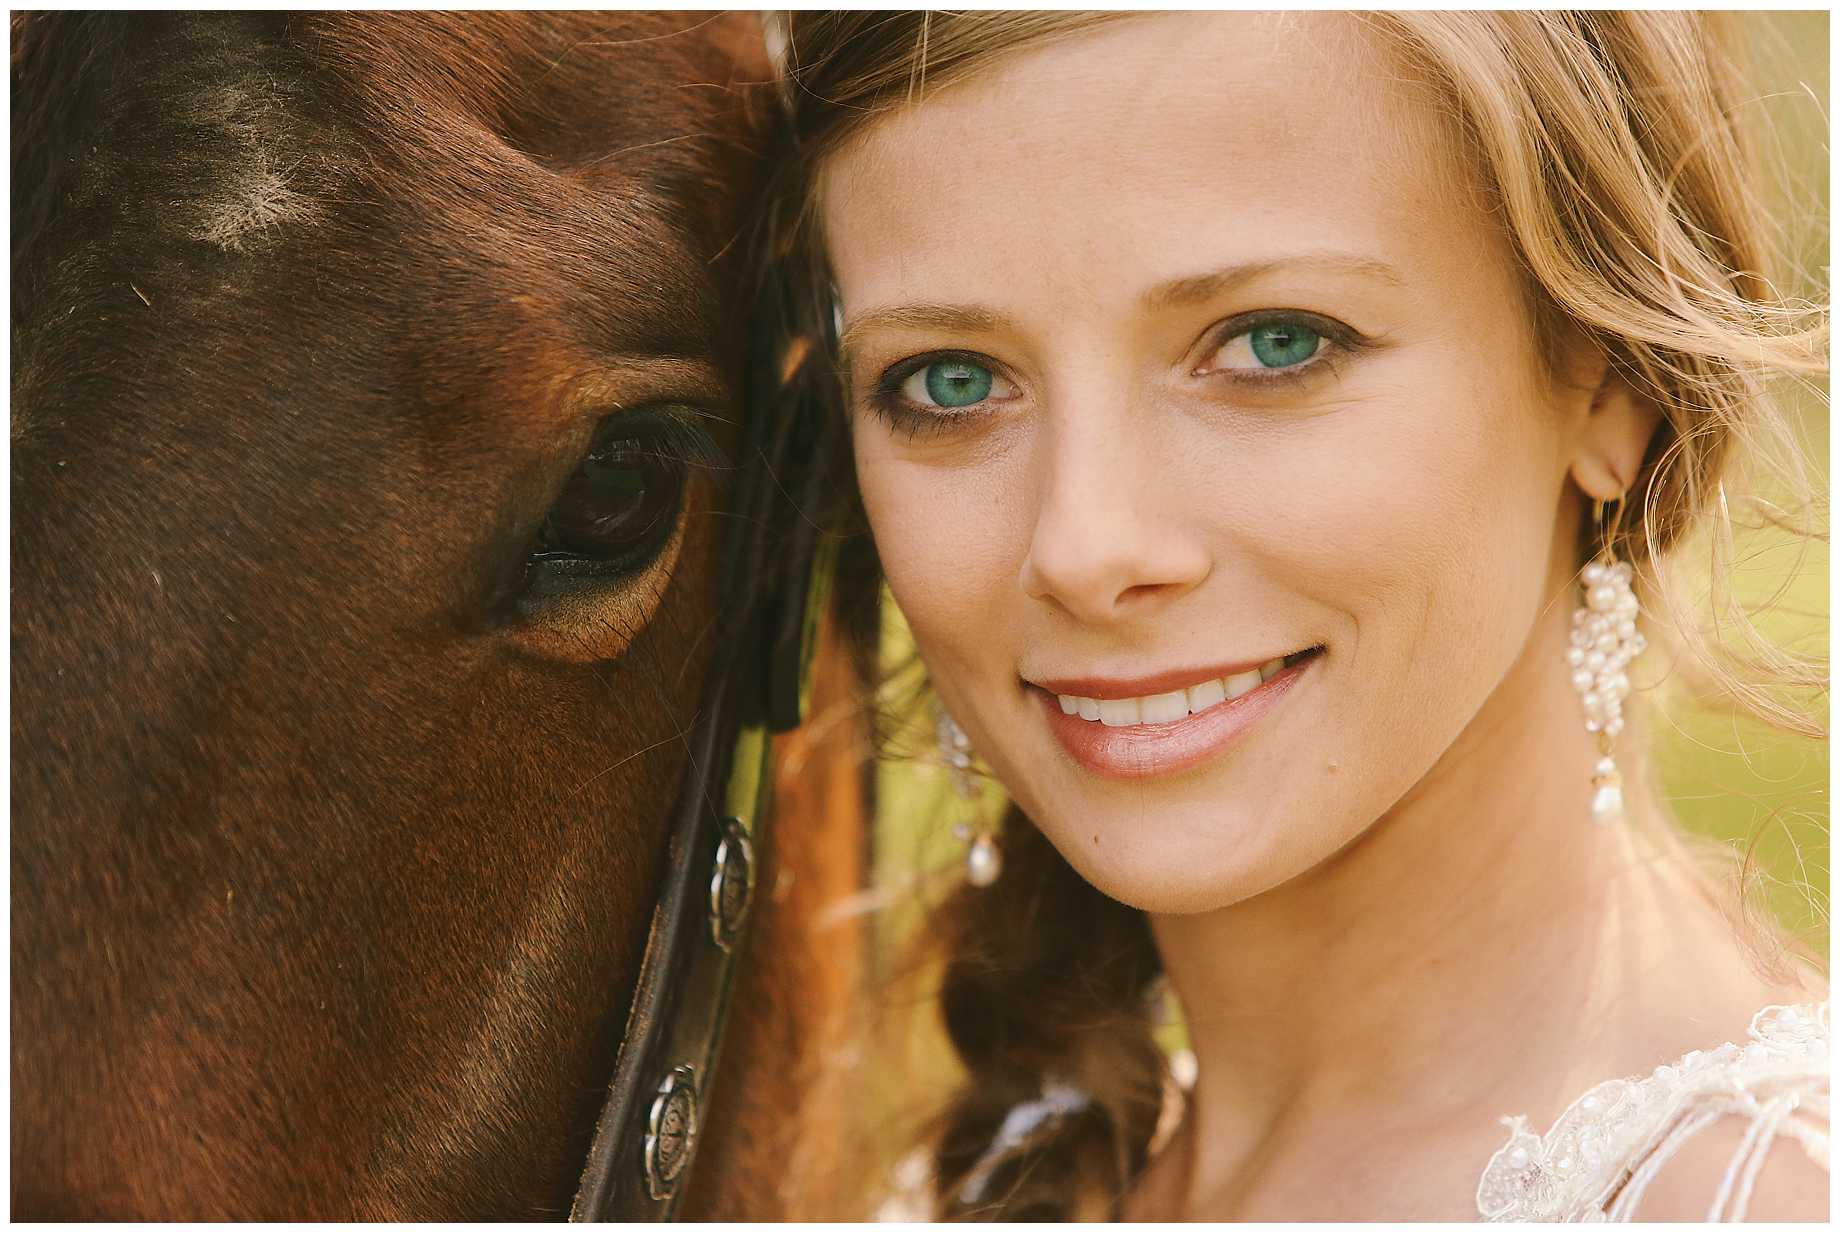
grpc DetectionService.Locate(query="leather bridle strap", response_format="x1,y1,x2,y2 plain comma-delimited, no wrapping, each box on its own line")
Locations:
569,342,836,1221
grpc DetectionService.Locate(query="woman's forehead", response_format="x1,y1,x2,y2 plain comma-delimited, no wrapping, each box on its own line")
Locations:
820,12,1490,309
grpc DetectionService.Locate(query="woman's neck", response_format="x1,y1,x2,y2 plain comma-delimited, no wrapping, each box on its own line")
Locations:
1143,614,1796,1218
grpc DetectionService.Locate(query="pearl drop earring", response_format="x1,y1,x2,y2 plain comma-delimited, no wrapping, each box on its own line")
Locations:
1566,497,1645,824
936,704,1002,887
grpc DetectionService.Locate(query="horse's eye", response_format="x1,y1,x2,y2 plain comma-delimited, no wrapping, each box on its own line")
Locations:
535,428,686,571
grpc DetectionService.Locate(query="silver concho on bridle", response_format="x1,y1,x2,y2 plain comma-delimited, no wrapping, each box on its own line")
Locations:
643,1066,699,1200
709,815,755,952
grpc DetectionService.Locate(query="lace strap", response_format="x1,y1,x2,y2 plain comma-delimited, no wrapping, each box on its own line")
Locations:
1714,1091,1786,1221
1607,1105,1724,1220
1607,1080,1829,1222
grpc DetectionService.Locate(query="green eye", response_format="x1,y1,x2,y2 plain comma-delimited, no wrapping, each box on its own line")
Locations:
905,359,995,408
1246,323,1321,368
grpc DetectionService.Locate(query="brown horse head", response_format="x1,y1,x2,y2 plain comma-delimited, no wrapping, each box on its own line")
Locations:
10,11,842,1217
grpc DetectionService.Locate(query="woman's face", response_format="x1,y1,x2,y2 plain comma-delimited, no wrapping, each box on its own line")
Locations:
823,13,1599,913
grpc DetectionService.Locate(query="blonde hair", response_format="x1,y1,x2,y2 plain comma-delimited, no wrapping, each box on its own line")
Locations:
762,10,1827,1218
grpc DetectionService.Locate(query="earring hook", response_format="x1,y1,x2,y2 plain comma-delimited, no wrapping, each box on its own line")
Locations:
1593,493,1629,563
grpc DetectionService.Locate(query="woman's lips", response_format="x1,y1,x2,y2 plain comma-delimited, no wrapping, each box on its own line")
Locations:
1034,650,1318,780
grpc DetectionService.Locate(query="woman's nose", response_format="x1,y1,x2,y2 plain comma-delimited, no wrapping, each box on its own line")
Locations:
1017,417,1211,625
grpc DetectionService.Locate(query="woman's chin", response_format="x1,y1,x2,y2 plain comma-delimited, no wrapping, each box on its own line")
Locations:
1040,807,1322,917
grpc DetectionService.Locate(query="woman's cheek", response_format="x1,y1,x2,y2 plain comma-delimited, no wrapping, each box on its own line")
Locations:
855,448,1004,662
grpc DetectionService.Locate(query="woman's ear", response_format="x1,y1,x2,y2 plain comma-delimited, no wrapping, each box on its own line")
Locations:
1567,351,1664,501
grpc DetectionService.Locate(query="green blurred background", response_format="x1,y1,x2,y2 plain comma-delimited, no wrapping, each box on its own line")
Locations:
846,12,1828,1207
1655,11,1828,950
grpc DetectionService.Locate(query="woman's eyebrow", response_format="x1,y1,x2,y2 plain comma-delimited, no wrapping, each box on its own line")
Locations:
837,303,1006,370
1145,254,1406,309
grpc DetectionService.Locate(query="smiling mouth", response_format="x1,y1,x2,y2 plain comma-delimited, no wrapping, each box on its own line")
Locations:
1044,647,1324,727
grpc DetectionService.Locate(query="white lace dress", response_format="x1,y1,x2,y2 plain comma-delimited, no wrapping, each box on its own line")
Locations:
875,1002,1830,1221
1475,1002,1830,1222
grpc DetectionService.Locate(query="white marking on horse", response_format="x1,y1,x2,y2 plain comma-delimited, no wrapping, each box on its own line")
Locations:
189,83,320,253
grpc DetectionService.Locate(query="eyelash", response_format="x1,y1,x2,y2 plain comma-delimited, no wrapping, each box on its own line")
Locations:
863,311,1368,439
1197,310,1365,386
866,350,1009,441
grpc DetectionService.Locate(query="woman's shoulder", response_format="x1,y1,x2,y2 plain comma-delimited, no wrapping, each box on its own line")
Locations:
1476,1001,1830,1222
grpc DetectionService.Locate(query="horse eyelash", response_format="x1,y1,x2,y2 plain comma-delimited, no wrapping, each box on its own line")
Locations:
607,406,735,473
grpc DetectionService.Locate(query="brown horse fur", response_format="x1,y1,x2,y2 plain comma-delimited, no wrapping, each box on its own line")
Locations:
13,11,860,1218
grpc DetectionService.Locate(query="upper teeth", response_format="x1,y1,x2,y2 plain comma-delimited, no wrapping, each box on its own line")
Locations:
1057,658,1287,726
